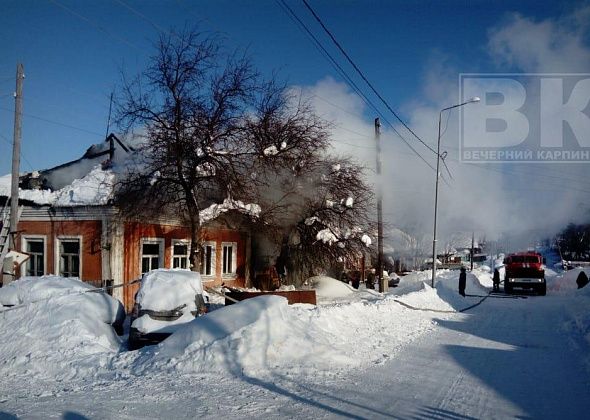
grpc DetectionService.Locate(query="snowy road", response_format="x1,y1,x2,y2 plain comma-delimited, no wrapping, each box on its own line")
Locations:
3,287,589,419
209,292,590,419
289,293,590,419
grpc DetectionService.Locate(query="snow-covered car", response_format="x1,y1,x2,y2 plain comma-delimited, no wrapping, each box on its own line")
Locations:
386,271,400,287
129,269,208,350
0,275,126,335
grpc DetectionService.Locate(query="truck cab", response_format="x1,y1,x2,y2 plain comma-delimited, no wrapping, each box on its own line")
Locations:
503,252,546,295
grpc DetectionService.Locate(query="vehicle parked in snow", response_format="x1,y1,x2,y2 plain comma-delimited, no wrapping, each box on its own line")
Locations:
503,252,546,295
0,275,126,335
386,271,400,288
129,269,208,350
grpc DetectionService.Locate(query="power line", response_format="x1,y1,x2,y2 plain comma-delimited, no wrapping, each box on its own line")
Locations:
114,0,169,35
301,0,438,156
48,0,139,51
0,133,35,171
0,106,104,137
276,0,439,174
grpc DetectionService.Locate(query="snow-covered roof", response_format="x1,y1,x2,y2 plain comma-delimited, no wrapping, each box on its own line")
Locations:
0,137,261,225
0,165,114,207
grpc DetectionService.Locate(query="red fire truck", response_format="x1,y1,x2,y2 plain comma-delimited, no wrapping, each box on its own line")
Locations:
503,252,546,295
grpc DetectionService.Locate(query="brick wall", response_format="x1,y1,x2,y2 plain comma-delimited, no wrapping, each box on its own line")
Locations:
16,219,103,281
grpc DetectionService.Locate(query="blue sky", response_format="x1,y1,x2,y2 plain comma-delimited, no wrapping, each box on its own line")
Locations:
0,0,573,175
2,0,589,240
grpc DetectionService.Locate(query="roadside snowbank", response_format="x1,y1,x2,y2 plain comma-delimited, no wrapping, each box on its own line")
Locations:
132,295,356,376
549,267,590,292
309,275,355,299
0,277,124,380
0,268,512,384
132,291,442,377
393,269,489,312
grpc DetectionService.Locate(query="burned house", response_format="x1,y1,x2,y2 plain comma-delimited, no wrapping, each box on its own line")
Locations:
0,135,255,311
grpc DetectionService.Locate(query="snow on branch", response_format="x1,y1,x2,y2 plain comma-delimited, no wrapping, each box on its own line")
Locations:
199,198,261,225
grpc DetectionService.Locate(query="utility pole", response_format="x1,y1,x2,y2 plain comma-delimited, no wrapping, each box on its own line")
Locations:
470,231,475,271
375,118,385,292
6,63,24,285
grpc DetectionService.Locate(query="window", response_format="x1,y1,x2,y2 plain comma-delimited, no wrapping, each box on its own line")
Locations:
172,240,190,269
59,239,80,278
141,239,164,274
221,242,237,276
23,237,45,276
201,242,216,277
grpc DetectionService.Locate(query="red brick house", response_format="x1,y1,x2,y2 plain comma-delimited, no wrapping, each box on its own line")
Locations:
1,135,254,311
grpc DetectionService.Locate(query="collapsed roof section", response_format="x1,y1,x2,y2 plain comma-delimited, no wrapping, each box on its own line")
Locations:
0,134,132,207
0,134,261,225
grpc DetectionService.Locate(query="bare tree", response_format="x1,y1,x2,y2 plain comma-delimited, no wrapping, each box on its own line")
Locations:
115,28,331,271
256,155,375,286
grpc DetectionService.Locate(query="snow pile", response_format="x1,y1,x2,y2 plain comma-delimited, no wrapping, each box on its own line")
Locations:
561,272,590,353
199,198,261,225
394,283,456,312
393,270,435,295
308,275,356,299
0,276,124,380
132,295,355,376
0,275,96,306
549,267,590,292
393,269,489,312
133,290,441,376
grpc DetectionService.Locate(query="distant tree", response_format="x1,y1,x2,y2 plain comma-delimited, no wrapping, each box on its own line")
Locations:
114,28,331,271
557,223,590,261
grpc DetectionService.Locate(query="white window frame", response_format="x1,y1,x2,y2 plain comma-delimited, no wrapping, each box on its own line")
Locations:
171,239,190,270
140,238,165,274
21,235,47,277
221,241,237,278
55,236,83,279
201,241,216,280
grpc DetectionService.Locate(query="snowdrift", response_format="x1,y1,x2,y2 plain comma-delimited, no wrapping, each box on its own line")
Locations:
393,269,490,312
308,275,356,299
0,268,513,383
132,288,443,376
0,276,124,380
549,267,590,292
132,295,354,375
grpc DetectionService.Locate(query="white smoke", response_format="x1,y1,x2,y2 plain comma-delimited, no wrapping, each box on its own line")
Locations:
298,5,590,250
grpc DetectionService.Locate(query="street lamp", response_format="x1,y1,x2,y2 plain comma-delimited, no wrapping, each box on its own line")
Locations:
431,96,480,288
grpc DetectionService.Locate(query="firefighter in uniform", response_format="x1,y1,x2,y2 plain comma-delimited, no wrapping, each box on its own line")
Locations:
459,267,467,297
493,268,501,292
